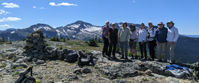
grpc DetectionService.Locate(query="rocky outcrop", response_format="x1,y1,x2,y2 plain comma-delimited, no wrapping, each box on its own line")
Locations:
23,29,58,61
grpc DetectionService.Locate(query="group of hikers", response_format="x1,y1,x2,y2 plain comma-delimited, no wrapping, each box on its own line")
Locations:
102,21,179,64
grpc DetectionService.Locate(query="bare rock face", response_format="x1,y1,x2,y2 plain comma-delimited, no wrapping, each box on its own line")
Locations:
23,29,57,62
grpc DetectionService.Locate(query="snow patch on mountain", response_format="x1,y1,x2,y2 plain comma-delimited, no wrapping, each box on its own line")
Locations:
82,26,102,32
67,24,80,28
33,26,52,31
10,31,15,34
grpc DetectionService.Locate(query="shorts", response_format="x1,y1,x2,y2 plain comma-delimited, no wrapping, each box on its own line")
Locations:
129,42,136,49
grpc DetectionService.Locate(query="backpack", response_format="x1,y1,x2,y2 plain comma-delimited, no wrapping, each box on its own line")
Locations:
15,66,36,83
77,51,93,66
192,62,199,82
65,51,78,63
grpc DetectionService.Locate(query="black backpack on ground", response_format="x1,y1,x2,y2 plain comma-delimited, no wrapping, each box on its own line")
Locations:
65,51,78,63
15,66,36,83
77,51,92,66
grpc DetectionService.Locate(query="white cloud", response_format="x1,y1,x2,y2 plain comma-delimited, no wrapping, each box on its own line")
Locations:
40,7,44,9
49,2,77,6
0,24,10,27
0,17,21,22
40,19,43,20
2,3,19,8
133,0,135,2
33,6,36,8
49,2,56,6
0,9,9,15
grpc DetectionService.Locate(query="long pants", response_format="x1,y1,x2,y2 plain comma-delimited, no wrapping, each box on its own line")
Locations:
157,43,167,61
102,37,109,55
167,42,176,62
139,42,147,58
147,40,155,59
120,41,128,58
108,42,117,57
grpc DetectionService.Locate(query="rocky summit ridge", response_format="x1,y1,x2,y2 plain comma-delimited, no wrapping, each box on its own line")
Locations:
0,29,198,83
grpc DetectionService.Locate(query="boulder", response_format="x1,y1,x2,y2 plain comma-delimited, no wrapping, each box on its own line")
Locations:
5,48,16,52
13,55,24,62
12,62,27,69
36,60,45,64
114,79,126,83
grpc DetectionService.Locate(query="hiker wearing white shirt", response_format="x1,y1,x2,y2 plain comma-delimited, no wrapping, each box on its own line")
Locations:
138,23,148,60
166,21,179,64
147,21,156,60
129,24,138,59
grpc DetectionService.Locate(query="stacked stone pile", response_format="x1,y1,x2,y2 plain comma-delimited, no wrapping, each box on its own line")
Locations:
23,29,57,61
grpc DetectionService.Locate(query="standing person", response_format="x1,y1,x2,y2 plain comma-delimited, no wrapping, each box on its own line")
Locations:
155,22,168,62
102,21,110,57
166,21,179,64
147,21,156,60
129,24,138,59
108,23,118,60
118,21,130,60
138,23,148,60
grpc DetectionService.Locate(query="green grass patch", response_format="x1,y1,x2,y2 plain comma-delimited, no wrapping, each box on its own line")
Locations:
0,42,4,44
142,78,149,81
14,66,23,71
12,72,19,76
117,77,123,79
94,66,98,69
0,63,7,68
45,42,50,46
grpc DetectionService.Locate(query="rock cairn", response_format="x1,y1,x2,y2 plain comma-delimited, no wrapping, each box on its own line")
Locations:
23,29,57,61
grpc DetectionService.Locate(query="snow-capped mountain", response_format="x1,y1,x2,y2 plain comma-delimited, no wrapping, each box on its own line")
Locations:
0,21,148,41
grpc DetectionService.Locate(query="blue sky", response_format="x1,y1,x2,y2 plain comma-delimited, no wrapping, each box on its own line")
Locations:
0,0,199,35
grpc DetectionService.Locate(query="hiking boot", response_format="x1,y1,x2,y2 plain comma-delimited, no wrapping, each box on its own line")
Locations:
144,58,147,60
141,56,143,59
103,54,106,57
158,59,162,62
170,61,175,64
108,57,111,60
125,58,129,60
112,56,117,59
135,56,138,59
120,57,124,59
131,57,134,59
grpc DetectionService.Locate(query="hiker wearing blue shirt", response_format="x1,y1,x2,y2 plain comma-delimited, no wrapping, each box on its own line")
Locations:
155,22,168,62
166,21,179,64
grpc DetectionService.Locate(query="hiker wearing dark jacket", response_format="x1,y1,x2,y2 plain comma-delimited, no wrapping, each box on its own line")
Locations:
166,21,179,64
138,23,148,60
102,21,110,57
155,22,168,62
108,23,118,60
147,21,156,60
118,21,130,60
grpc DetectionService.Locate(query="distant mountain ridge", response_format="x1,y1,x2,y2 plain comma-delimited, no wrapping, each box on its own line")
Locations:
0,20,198,63
0,20,143,41
182,35,199,38
0,28,18,33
